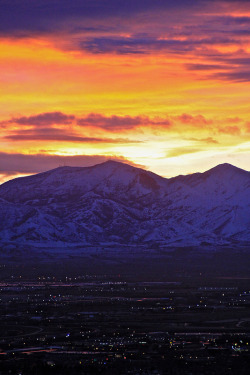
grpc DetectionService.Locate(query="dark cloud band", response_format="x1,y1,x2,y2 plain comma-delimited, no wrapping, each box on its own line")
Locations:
0,152,143,175
0,1,202,35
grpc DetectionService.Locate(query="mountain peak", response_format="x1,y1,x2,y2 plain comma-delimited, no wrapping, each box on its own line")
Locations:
99,159,129,168
103,159,121,165
98,159,136,168
205,163,248,176
213,162,238,170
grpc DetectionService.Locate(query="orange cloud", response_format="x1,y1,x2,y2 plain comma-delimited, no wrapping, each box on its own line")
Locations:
218,126,241,135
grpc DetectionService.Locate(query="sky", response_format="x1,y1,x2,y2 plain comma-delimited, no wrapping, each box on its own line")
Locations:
0,0,250,183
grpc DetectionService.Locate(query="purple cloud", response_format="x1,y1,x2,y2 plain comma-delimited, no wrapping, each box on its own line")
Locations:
0,1,209,36
10,112,75,126
0,152,144,175
77,113,172,130
4,124,140,143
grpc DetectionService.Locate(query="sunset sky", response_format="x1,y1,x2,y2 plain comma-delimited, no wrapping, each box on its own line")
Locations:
1,0,250,183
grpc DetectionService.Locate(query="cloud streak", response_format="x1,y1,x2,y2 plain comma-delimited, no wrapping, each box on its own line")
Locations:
3,123,140,143
77,113,172,130
167,147,203,158
3,111,216,131
10,112,75,126
2,111,247,138
4,133,139,144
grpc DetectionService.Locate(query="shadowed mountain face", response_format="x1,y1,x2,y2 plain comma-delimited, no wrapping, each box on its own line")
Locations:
0,161,249,246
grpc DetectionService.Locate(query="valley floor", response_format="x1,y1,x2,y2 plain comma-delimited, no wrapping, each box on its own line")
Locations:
0,246,249,374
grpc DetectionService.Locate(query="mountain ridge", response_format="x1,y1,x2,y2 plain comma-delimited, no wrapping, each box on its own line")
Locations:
1,161,248,189
0,161,249,247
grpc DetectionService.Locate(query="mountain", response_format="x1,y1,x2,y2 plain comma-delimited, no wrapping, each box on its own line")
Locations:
0,161,249,246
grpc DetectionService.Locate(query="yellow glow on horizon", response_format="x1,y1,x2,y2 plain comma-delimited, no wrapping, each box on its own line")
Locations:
1,19,250,179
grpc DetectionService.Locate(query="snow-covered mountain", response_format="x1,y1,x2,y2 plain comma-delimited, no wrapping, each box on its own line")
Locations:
0,160,249,246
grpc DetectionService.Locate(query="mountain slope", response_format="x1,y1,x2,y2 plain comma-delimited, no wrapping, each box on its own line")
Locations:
0,161,249,246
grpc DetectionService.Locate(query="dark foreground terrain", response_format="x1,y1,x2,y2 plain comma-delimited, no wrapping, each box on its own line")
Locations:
0,246,249,374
